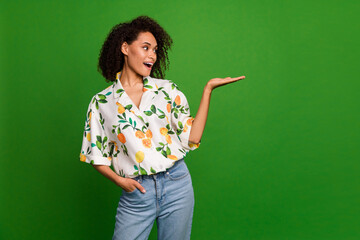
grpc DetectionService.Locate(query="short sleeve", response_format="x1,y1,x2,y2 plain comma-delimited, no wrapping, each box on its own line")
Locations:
169,82,201,151
79,96,112,166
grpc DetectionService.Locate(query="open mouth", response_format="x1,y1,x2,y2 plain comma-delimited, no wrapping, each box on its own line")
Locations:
143,63,153,69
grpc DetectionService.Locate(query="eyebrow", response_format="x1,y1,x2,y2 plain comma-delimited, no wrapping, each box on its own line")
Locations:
143,42,158,48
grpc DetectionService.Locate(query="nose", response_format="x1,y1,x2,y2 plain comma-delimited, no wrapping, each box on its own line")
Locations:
149,51,156,61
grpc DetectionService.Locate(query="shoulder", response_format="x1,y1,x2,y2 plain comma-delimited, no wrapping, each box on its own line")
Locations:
87,83,114,110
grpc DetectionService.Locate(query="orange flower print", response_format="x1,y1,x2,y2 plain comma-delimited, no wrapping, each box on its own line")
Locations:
86,132,91,141
174,95,181,105
80,153,86,162
167,155,178,160
135,130,145,139
130,110,135,114
186,118,194,126
116,102,125,114
165,134,172,144
155,83,159,89
145,129,153,139
107,156,112,161
183,125,188,133
160,127,168,136
135,151,144,163
142,138,152,148
117,133,126,143
167,103,171,113
165,115,170,124
143,88,148,92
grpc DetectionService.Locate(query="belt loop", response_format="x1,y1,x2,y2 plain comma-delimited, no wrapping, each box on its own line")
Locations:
137,175,142,183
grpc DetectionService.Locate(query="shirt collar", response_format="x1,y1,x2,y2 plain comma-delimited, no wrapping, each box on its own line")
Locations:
112,71,157,99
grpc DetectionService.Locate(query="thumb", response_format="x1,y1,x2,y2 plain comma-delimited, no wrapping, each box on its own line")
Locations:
136,182,146,193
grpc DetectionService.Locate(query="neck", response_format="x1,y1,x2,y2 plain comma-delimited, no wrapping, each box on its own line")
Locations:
119,64,143,87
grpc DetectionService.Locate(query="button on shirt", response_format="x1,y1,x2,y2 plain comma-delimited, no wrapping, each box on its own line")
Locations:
79,71,200,178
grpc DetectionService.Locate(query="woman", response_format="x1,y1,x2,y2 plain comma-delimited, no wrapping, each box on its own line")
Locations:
79,15,245,240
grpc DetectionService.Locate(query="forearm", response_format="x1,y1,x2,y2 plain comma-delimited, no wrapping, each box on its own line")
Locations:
189,84,212,144
92,164,124,187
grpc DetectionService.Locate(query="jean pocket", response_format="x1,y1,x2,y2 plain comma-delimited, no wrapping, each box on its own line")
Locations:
168,162,189,180
123,188,137,194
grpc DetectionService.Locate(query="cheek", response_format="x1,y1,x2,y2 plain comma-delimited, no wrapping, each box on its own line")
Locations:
128,50,145,64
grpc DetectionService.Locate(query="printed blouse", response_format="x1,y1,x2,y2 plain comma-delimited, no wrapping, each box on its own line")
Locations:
79,71,200,178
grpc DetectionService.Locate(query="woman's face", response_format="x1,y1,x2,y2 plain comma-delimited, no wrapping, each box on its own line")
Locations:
121,31,158,77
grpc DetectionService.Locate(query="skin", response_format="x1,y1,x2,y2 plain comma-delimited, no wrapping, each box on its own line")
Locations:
92,31,246,193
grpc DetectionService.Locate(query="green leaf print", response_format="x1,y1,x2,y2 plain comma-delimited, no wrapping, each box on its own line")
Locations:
166,146,171,155
96,141,102,150
143,78,148,84
91,143,96,147
156,147,162,151
95,101,99,110
140,167,147,175
144,85,153,89
134,165,138,170
98,99,107,103
161,150,167,158
178,121,183,129
105,91,112,96
98,94,106,100
116,89,124,94
144,111,153,116
122,125,131,130
125,104,132,110
151,167,156,174
150,105,156,113
162,90,169,97
157,108,164,115
174,112,178,119
90,160,94,165
96,136,102,143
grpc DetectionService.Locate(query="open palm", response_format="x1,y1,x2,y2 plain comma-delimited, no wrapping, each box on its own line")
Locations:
207,76,246,90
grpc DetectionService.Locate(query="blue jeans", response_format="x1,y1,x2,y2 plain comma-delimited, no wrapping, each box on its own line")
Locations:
112,158,195,240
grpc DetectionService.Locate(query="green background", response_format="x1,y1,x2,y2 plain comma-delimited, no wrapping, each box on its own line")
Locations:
1,0,359,239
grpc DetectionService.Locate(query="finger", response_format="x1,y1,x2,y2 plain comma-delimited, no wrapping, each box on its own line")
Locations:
232,76,245,80
223,76,245,84
137,183,146,193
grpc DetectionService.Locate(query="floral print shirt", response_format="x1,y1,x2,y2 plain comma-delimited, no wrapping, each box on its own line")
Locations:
79,71,200,178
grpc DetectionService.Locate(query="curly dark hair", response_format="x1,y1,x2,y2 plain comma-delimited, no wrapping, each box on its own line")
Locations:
97,15,173,83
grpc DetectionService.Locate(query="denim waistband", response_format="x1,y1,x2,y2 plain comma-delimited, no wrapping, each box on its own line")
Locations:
134,158,184,181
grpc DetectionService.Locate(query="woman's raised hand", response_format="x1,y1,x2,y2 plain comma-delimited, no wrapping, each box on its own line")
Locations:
206,75,246,91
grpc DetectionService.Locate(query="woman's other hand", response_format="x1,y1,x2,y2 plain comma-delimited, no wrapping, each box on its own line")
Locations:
206,76,246,91
116,177,146,193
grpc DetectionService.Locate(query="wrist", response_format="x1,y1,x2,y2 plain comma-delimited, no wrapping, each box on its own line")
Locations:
204,83,213,94
115,175,125,187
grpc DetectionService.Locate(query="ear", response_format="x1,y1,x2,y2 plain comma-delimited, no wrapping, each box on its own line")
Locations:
121,42,129,56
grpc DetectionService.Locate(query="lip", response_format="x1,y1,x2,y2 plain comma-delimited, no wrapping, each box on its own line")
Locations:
143,63,153,70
